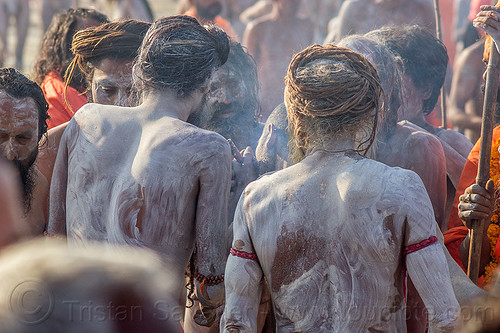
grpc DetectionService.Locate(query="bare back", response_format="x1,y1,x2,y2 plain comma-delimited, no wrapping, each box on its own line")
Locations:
336,0,436,40
244,15,314,120
48,103,231,284
223,150,458,332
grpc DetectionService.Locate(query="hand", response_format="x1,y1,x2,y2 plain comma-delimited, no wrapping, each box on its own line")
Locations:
255,123,278,174
458,179,495,228
193,304,224,327
231,147,258,194
474,6,500,52
194,283,225,327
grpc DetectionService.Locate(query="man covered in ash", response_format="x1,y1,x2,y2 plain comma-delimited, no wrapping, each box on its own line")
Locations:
243,0,314,120
189,40,261,152
221,44,459,332
0,68,49,235
331,0,436,42
189,40,262,222
47,16,232,327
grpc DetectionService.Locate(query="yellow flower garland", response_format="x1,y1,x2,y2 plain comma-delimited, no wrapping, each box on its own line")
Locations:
483,136,500,288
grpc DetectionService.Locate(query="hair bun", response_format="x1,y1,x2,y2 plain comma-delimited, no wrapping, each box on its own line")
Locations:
207,25,230,66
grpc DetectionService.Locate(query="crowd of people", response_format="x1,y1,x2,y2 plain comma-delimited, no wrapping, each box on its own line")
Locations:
2,0,500,332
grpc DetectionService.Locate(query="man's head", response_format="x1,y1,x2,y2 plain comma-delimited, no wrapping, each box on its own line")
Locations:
285,44,382,162
0,68,49,212
338,35,403,136
133,15,230,102
190,0,223,20
367,25,448,116
32,8,108,88
188,41,260,145
0,239,179,332
67,20,151,107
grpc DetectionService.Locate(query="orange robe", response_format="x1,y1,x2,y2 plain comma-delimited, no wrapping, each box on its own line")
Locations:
448,125,500,229
445,125,500,287
184,7,239,41
41,71,87,129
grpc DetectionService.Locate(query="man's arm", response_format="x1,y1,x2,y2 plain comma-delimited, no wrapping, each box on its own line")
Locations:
243,21,261,63
448,42,483,132
0,160,27,248
401,131,447,230
194,138,232,324
406,244,460,332
221,192,263,333
46,120,73,236
401,172,459,331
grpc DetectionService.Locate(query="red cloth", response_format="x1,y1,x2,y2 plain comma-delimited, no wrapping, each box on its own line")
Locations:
444,226,486,286
41,71,87,129
448,125,500,229
443,226,468,271
184,7,239,41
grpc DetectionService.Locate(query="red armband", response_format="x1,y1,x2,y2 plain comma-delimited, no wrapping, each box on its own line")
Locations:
403,236,438,256
230,248,259,262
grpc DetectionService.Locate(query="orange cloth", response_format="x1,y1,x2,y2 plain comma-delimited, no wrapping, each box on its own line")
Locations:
184,7,239,41
443,226,469,271
448,125,500,229
41,71,87,129
443,226,486,286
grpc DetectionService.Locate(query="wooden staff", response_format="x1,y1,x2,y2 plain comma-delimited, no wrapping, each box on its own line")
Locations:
467,40,500,284
433,0,448,128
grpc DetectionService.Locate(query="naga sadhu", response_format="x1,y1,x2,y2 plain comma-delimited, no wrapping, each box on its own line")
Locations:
47,15,232,327
221,44,460,332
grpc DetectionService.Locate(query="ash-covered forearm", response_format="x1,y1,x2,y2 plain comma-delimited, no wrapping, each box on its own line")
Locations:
196,144,231,277
221,254,263,333
46,122,72,236
406,243,460,332
222,192,264,332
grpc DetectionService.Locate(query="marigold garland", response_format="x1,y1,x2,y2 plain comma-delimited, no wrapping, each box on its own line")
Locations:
483,135,500,288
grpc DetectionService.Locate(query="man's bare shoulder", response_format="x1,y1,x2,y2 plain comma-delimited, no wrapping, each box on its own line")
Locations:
245,153,421,204
177,123,231,155
436,128,473,155
395,121,442,146
392,122,445,163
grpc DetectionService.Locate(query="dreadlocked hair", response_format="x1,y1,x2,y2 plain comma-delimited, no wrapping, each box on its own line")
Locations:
285,44,383,163
185,247,197,308
32,8,108,87
133,15,230,98
65,19,151,98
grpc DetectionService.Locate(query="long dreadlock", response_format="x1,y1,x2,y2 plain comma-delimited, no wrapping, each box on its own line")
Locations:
284,44,383,163
65,19,151,100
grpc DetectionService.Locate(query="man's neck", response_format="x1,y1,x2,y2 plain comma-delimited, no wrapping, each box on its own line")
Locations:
306,136,356,156
139,90,196,122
